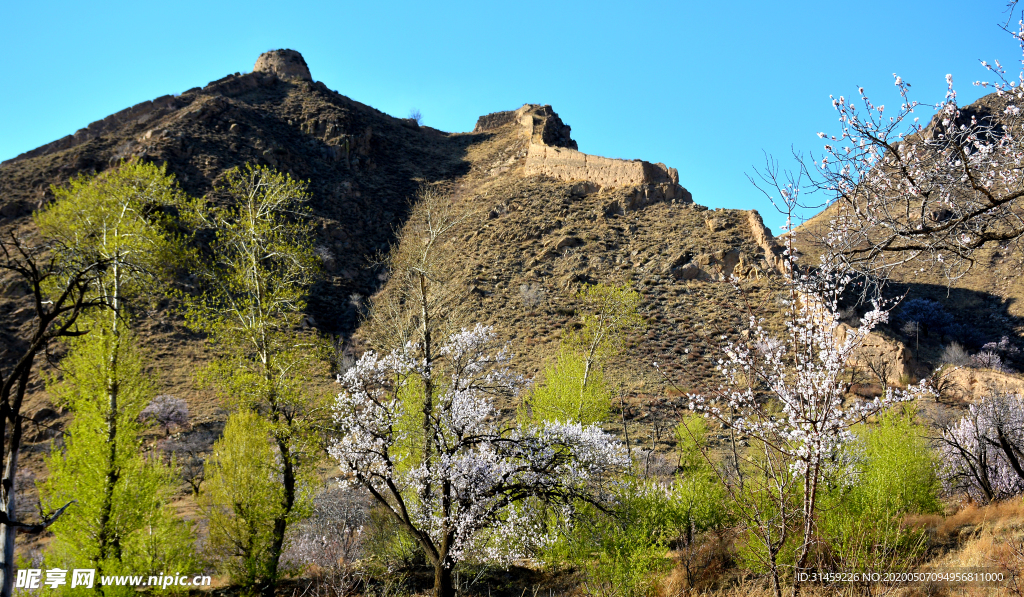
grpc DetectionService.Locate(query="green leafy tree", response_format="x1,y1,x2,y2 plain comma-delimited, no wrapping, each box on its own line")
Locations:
544,476,728,597
201,411,307,590
36,159,184,314
32,160,194,592
540,414,729,596
40,324,196,595
522,283,644,426
181,164,323,595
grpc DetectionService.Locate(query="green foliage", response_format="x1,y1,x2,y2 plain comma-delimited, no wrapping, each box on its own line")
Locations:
734,406,940,577
179,164,325,594
362,505,424,572
40,322,196,596
674,413,708,473
853,405,941,515
36,163,196,595
36,159,186,309
542,418,728,597
202,411,312,591
179,163,325,423
817,404,940,573
388,375,429,473
732,440,802,577
521,283,644,426
545,473,729,597
523,348,613,426
180,163,317,343
563,283,645,362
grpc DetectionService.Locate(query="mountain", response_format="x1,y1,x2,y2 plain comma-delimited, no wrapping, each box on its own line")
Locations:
0,49,789,451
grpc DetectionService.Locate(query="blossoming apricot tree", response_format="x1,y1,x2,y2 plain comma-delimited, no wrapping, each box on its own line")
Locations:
330,324,626,597
940,392,1024,502
808,20,1024,281
666,169,930,595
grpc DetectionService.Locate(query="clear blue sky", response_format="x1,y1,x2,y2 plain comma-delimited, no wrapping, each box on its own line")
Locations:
1,0,1018,233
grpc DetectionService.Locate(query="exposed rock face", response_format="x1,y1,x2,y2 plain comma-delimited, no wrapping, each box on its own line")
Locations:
746,210,786,275
942,367,1024,402
845,327,913,385
254,49,312,81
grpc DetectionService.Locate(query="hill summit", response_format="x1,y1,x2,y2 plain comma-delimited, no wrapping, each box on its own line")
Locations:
253,48,312,81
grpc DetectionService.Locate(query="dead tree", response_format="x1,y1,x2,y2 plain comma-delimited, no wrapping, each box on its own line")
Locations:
0,232,109,597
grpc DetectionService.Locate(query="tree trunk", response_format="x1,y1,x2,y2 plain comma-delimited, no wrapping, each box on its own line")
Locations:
418,274,435,503
0,385,26,597
794,466,820,597
96,326,122,583
262,438,296,597
994,427,1024,483
768,545,783,597
433,559,455,597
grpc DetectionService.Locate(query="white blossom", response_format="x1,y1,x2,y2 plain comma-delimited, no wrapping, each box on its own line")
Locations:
330,324,627,570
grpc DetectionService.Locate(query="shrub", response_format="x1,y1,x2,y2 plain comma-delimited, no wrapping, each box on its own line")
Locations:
818,405,940,573
898,298,953,337
969,350,1005,371
521,348,613,426
362,505,424,572
541,416,730,596
140,394,189,435
546,478,728,597
939,342,969,367
518,283,545,309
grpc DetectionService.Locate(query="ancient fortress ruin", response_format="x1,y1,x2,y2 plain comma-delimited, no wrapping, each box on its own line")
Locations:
474,104,692,205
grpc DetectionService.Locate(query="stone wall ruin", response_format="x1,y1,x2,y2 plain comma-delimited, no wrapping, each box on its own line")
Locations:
475,104,691,203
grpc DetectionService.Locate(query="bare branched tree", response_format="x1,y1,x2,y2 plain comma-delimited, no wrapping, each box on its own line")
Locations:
0,232,110,597
364,185,475,353
159,425,218,496
362,185,477,510
864,353,895,388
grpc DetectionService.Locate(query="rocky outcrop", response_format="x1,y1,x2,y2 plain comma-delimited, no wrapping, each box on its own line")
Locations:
746,210,786,275
253,49,312,82
844,327,913,385
941,367,1024,402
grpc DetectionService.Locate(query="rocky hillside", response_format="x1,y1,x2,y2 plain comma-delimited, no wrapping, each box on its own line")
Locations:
791,90,1024,377
0,49,789,455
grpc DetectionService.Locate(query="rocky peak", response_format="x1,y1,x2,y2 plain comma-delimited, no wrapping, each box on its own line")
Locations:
253,49,311,82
